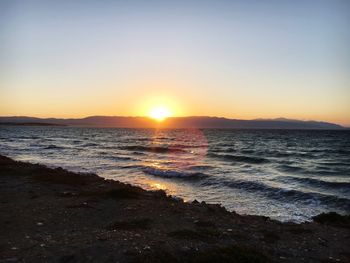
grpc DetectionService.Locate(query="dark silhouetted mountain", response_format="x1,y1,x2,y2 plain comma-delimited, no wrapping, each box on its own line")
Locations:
0,122,64,126
0,116,344,129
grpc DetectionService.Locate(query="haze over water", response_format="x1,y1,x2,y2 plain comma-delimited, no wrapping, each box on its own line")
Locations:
1,126,349,222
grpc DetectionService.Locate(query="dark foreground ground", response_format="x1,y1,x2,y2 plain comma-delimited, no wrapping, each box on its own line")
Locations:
0,155,349,263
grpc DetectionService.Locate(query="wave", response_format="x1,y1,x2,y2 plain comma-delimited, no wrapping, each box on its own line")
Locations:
102,155,135,161
306,169,350,176
318,161,350,167
132,137,152,142
121,145,187,154
44,144,64,150
131,151,145,155
119,164,143,169
279,176,350,191
277,164,350,177
277,164,305,173
17,136,39,140
152,136,172,140
142,167,209,180
270,151,313,158
187,165,215,171
81,142,99,147
308,148,350,155
207,147,236,153
208,153,269,164
216,179,350,211
240,149,255,154
172,144,208,149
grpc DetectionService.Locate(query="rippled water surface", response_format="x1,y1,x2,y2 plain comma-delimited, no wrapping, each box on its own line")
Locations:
1,126,349,222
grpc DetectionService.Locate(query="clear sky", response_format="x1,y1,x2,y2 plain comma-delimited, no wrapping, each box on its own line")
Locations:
1,0,349,125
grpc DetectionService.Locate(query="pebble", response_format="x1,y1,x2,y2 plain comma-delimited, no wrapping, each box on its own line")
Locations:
143,246,151,250
37,222,44,226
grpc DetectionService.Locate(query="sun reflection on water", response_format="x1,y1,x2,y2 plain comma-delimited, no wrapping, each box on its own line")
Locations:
150,182,167,190
122,128,210,203
139,177,179,195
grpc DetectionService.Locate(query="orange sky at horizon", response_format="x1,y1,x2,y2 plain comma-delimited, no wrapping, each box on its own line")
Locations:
1,77,349,126
1,92,349,126
2,77,350,126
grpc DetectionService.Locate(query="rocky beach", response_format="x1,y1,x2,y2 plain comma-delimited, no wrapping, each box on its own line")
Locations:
0,155,349,263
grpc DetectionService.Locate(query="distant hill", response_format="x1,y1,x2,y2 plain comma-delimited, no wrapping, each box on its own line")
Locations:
0,122,65,126
0,116,344,129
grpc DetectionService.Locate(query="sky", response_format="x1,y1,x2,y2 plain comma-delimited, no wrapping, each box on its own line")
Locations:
1,0,349,125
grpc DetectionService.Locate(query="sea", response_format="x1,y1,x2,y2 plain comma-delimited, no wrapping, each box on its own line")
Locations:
1,126,349,222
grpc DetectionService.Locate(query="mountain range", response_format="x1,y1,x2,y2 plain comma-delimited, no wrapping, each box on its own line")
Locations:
0,116,345,129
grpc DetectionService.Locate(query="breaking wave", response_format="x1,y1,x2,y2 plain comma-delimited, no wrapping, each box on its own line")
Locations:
212,179,350,211
142,166,209,180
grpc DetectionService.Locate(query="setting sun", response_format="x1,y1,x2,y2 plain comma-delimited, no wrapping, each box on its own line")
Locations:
149,106,171,121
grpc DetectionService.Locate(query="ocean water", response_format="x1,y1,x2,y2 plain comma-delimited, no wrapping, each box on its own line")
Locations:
1,126,349,222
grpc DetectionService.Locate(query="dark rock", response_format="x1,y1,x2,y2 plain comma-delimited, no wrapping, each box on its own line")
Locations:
313,212,350,228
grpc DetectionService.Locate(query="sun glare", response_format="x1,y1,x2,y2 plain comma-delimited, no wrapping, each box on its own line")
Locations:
149,106,171,121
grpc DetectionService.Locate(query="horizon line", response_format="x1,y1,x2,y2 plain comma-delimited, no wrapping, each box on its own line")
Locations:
0,115,348,127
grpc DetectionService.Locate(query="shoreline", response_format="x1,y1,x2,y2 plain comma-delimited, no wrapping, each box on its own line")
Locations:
0,155,349,262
